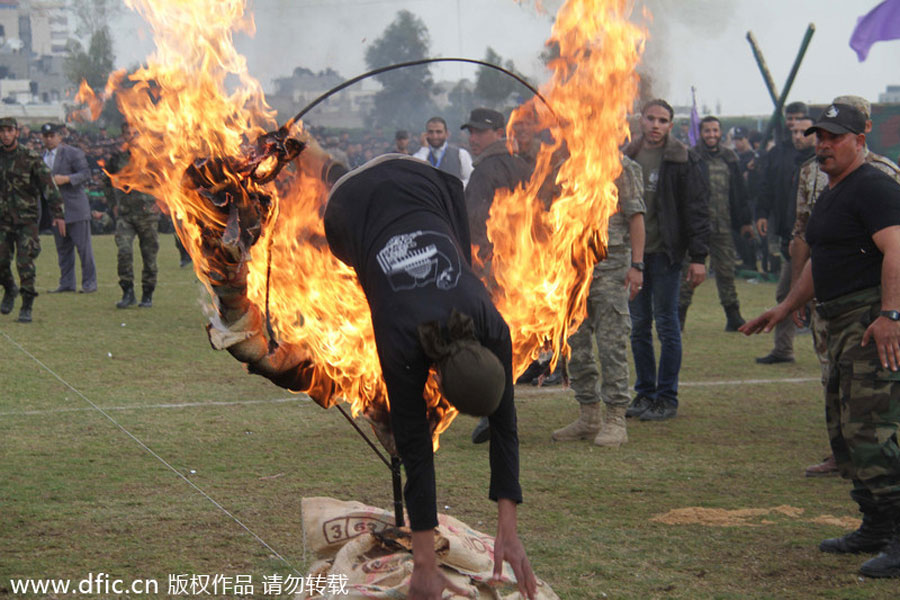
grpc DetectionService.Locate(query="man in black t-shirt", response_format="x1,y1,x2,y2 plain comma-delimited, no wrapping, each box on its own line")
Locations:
323,154,537,599
741,103,900,578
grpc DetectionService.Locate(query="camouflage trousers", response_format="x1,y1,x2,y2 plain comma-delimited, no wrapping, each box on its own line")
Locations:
567,262,631,408
116,214,159,289
0,221,41,297
823,297,900,500
810,310,829,386
679,230,739,309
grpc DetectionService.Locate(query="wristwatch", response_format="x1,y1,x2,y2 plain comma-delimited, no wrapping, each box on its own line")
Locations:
881,310,900,321
630,261,645,272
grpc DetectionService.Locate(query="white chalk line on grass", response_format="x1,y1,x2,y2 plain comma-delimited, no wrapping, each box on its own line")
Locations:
1,396,311,417
512,376,819,396
1,330,304,577
5,377,821,415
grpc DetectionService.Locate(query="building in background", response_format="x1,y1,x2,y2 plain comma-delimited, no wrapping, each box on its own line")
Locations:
0,0,75,123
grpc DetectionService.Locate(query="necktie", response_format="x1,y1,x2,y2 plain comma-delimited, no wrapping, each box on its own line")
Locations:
429,150,439,167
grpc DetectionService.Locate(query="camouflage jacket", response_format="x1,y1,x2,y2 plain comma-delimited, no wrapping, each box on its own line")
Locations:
596,155,645,272
793,150,900,241
0,143,63,225
106,149,159,219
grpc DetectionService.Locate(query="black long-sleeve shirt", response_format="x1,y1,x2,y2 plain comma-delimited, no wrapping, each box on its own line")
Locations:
323,155,522,530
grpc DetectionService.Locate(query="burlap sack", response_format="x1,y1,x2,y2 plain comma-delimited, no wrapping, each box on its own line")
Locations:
299,497,559,600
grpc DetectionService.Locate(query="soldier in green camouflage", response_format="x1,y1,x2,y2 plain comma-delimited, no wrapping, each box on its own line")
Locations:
789,96,900,478
0,117,64,322
552,155,645,447
742,102,900,578
106,122,159,309
679,116,754,332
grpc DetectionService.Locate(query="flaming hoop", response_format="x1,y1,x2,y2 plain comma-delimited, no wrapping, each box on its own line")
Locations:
79,0,645,457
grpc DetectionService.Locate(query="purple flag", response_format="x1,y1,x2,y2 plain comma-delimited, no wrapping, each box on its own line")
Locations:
850,0,900,61
688,87,700,147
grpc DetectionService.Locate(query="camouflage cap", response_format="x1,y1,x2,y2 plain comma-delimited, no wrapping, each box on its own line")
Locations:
0,116,17,128
436,340,505,417
417,309,505,417
832,95,871,120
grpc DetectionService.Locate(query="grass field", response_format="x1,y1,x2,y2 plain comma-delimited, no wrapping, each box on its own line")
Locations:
1,234,895,599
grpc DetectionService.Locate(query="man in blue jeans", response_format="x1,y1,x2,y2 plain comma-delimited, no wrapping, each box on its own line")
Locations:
622,99,710,421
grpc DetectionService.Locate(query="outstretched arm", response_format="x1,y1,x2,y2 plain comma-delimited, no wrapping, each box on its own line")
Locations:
740,258,815,335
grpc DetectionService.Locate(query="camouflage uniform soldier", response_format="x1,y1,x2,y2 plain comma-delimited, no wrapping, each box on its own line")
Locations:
679,116,753,332
0,117,64,322
743,103,900,578
552,155,645,447
791,96,900,477
106,122,159,308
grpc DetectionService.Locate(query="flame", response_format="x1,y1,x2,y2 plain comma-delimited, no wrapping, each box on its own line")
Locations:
497,0,645,374
92,0,642,450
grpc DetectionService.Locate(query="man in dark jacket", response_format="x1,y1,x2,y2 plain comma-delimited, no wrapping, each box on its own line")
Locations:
754,101,808,364
462,108,530,443
462,108,529,270
679,116,753,331
623,99,709,421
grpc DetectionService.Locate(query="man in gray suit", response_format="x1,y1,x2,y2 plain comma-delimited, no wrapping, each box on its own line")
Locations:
41,123,97,293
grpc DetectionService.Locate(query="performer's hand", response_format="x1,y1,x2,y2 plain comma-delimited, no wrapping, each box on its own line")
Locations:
52,218,66,237
53,174,70,186
494,499,537,600
791,308,806,329
756,218,768,237
685,262,706,289
625,267,643,301
408,563,472,600
861,316,900,371
740,224,754,240
739,305,788,336
409,529,473,600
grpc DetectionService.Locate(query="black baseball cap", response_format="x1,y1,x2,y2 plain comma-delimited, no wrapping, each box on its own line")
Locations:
733,126,748,140
804,103,866,136
41,122,63,135
461,108,505,131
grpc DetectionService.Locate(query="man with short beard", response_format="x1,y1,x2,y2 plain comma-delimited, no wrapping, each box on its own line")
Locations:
742,102,900,578
412,116,473,187
679,116,753,332
0,117,64,322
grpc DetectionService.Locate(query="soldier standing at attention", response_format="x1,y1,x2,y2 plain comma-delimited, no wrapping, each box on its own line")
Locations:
106,121,160,308
0,117,65,322
552,155,645,448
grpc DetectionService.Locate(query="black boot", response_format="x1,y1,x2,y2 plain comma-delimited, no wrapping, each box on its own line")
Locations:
724,303,745,332
678,304,688,332
860,536,900,577
1,282,18,315
17,293,34,323
116,283,136,309
471,417,490,444
821,490,893,554
139,286,154,308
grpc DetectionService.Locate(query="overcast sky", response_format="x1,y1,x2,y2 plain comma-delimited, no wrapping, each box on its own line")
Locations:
111,0,900,116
